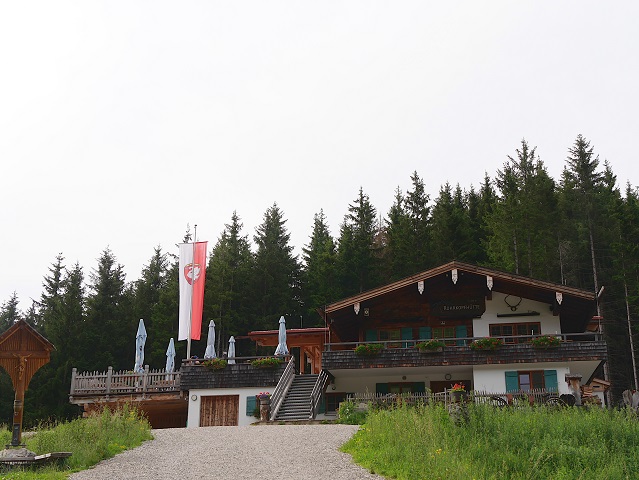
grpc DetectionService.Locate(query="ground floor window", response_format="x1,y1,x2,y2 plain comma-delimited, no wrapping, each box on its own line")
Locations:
376,382,426,395
505,369,558,392
517,370,545,391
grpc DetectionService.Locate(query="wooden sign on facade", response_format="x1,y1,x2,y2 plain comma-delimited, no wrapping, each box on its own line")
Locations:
0,320,54,447
430,297,486,318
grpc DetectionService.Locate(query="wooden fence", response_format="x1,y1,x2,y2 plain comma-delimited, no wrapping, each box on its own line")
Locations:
350,388,564,407
70,365,180,397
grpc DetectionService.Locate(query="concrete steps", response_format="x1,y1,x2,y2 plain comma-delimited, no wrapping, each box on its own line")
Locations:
274,374,318,421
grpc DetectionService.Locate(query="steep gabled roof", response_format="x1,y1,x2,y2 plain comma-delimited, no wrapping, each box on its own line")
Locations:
323,261,595,314
320,262,596,341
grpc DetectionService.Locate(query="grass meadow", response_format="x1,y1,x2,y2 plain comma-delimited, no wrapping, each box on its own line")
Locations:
341,402,639,480
0,405,152,479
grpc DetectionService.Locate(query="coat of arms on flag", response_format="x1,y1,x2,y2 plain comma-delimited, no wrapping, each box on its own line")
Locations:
178,242,207,341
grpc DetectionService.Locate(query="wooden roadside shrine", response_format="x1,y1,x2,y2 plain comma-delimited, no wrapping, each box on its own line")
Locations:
0,320,54,448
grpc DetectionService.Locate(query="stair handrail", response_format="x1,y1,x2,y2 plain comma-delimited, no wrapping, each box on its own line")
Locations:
309,369,330,420
269,356,296,421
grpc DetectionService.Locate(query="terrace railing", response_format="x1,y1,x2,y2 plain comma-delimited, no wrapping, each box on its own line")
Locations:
270,356,296,421
309,369,330,419
70,365,180,399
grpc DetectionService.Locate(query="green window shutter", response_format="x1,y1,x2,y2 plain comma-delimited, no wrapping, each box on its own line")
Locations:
401,327,413,348
413,382,426,393
376,383,389,394
456,325,467,346
419,327,432,339
365,330,377,342
246,395,257,416
544,370,558,393
505,371,519,392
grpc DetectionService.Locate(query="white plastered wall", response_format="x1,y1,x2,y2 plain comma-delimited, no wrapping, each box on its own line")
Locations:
473,364,571,395
473,292,561,337
331,369,474,394
187,385,277,427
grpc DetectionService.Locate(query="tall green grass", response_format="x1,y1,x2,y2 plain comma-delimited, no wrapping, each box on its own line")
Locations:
342,404,639,479
0,405,153,479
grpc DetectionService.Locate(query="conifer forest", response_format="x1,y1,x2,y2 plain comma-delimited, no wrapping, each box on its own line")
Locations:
2,135,639,424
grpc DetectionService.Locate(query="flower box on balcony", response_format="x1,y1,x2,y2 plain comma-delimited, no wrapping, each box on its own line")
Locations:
415,340,446,353
354,343,384,356
530,335,561,348
202,358,227,371
251,357,283,369
469,338,503,351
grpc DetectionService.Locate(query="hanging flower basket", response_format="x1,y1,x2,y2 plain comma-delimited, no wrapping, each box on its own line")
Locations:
469,338,503,351
449,383,467,403
354,343,384,356
416,340,445,353
530,335,561,348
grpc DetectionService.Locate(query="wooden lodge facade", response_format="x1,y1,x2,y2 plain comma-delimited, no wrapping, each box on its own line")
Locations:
318,261,607,409
69,261,609,427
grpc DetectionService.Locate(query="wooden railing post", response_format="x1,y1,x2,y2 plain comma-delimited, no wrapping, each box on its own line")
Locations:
106,366,113,395
143,365,149,393
70,368,77,396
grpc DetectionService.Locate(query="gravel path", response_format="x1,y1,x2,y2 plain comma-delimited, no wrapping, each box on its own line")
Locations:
70,424,383,480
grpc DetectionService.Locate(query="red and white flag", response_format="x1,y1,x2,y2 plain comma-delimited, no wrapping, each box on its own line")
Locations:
178,241,207,341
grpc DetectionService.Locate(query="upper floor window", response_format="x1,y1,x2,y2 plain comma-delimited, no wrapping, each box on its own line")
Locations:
490,322,541,344
432,326,456,346
378,329,401,348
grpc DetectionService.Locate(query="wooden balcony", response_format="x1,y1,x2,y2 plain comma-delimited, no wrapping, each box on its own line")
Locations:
322,334,607,370
70,365,181,399
69,366,185,428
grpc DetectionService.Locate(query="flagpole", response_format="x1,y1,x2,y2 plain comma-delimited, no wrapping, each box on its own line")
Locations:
187,224,197,359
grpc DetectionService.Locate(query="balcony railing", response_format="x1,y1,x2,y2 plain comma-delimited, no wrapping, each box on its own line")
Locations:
324,332,603,351
322,333,607,370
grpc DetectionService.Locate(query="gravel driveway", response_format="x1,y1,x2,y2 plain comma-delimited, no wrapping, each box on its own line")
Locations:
70,424,383,480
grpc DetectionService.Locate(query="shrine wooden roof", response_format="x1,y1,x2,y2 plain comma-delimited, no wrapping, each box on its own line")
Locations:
0,320,54,390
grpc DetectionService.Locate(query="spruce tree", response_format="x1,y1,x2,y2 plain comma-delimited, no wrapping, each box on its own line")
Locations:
0,292,22,332
384,187,413,280
205,211,255,353
487,140,559,279
430,183,473,263
405,171,432,270
336,188,380,295
252,204,301,331
132,247,172,367
301,210,339,324
83,248,131,370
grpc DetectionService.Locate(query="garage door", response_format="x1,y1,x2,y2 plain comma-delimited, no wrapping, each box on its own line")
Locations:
200,395,239,426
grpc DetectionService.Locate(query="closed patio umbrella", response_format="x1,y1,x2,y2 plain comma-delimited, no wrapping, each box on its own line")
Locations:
134,319,147,373
165,338,176,374
274,315,289,356
204,320,216,359
228,336,236,364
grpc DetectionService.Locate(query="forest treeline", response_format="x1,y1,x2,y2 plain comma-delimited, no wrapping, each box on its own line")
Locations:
1,135,639,423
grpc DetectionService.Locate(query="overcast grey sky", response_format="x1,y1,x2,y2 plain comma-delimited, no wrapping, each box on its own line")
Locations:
1,1,638,310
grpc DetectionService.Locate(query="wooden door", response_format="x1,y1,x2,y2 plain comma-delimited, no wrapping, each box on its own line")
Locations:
200,395,239,426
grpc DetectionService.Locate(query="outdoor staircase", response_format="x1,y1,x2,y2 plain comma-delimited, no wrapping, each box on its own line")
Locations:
274,374,318,421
